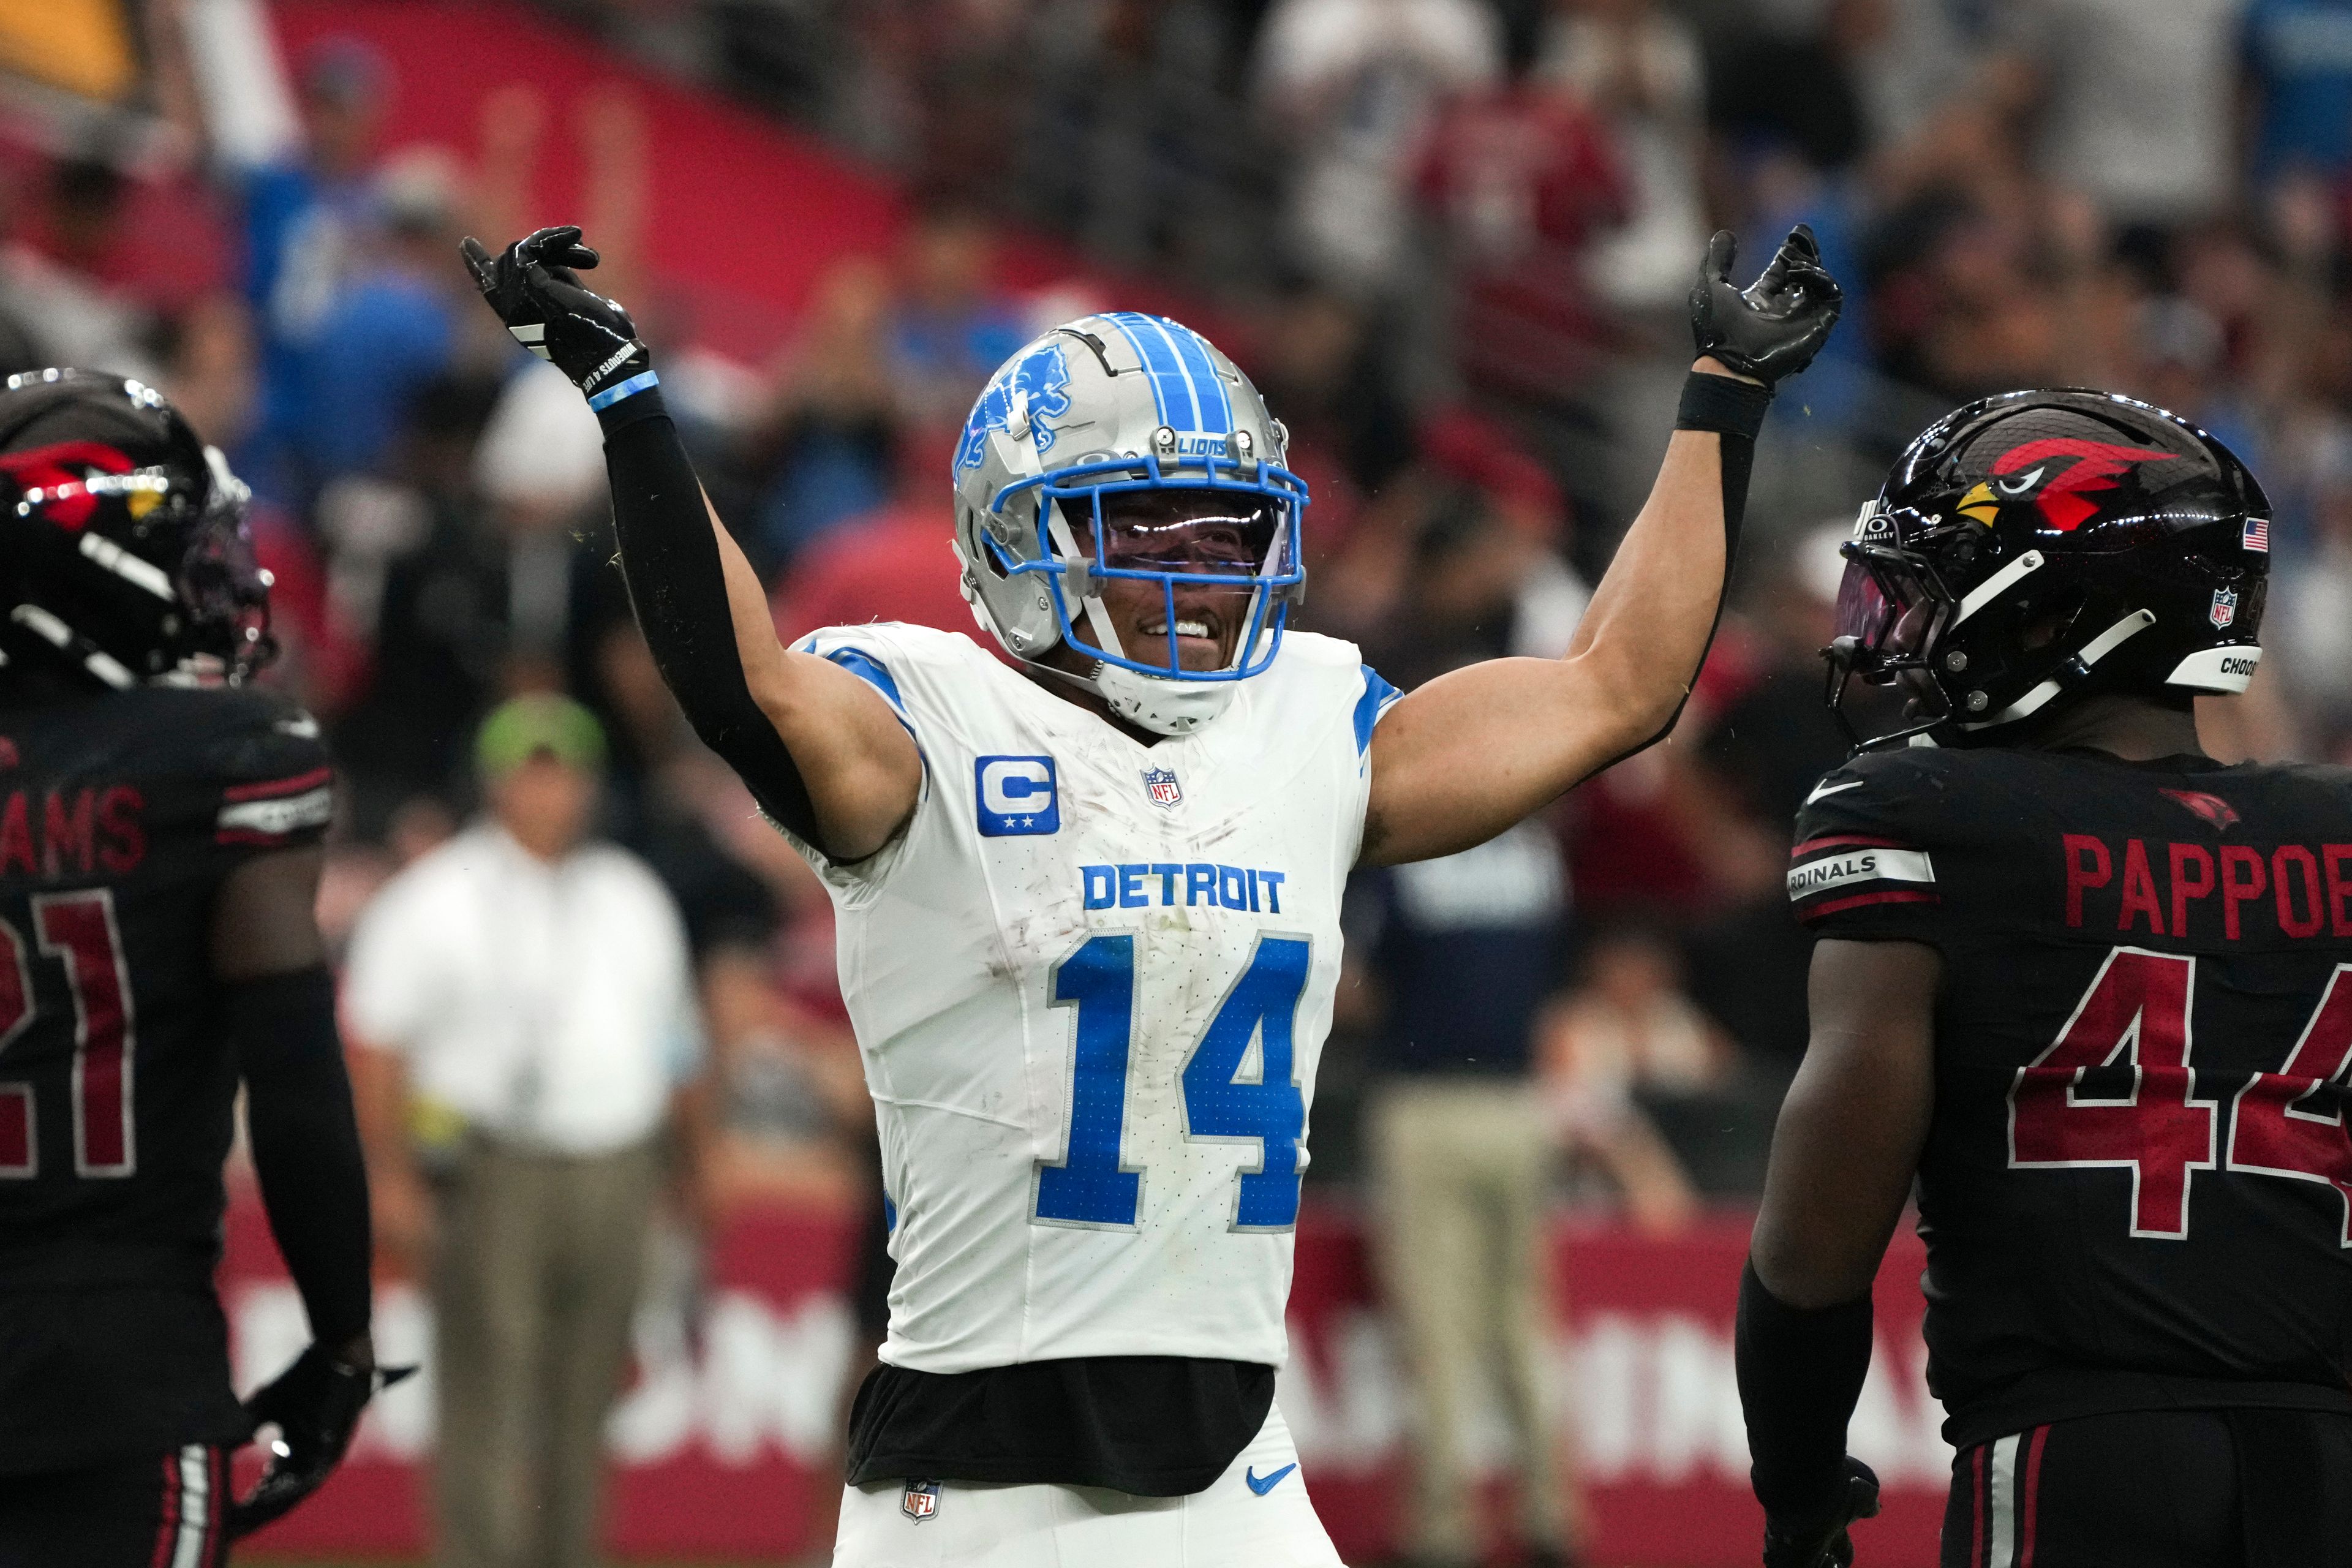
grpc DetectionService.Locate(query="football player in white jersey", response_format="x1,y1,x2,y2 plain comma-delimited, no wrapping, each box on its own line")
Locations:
465,224,1841,1567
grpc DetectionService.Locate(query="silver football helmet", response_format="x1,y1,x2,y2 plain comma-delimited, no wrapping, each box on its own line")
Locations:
951,312,1308,736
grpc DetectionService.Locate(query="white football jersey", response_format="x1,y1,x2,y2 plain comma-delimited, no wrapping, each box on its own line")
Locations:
786,622,1396,1374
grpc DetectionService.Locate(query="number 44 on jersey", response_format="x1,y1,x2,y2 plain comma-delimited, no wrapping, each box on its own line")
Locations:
2010,947,2352,1241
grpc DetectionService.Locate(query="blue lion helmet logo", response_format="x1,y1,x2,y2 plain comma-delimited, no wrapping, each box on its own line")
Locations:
956,341,1075,473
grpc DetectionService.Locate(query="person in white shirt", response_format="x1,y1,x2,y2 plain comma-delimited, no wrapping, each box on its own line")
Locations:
345,694,703,1568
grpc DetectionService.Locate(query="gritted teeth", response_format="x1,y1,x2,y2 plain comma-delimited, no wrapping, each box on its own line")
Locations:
1144,618,1213,638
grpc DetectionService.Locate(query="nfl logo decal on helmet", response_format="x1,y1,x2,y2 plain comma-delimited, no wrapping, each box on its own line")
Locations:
1142,765,1182,810
901,1480,940,1521
2210,586,2237,628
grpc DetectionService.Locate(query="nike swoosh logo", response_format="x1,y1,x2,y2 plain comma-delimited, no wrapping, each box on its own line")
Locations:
1805,778,1864,805
1245,1463,1295,1496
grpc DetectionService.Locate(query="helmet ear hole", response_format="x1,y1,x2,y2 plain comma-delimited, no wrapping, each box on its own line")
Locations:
965,510,1010,580
2016,589,2087,654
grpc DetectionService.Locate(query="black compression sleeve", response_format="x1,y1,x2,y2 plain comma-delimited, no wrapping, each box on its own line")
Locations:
600,398,820,842
235,968,372,1346
1735,1259,1874,1524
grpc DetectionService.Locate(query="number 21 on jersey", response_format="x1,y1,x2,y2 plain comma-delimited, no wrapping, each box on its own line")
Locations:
1033,933,1310,1232
0,889,137,1179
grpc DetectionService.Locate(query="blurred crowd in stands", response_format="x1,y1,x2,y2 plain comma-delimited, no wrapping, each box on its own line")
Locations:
10,0,2352,1223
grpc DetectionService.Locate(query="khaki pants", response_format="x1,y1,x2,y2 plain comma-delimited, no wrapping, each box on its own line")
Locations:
1369,1079,1569,1561
432,1137,661,1568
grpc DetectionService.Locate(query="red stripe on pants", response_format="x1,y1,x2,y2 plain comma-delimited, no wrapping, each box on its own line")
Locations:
1969,1443,1987,1568
148,1452,181,1568
197,1449,220,1568
2018,1426,2048,1568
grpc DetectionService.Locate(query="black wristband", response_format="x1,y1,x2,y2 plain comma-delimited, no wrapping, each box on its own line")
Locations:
594,377,669,439
1676,371,1774,441
1735,1259,1874,1524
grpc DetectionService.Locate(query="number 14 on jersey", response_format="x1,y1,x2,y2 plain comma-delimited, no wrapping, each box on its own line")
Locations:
1033,933,1310,1232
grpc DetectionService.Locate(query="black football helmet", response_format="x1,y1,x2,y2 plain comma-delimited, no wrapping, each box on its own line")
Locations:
1827,388,2267,750
0,369,274,689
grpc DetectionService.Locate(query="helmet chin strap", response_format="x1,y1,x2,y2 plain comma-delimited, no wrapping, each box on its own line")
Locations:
9,604,135,689
1954,608,2156,732
1015,635,1237,736
1093,662,1234,736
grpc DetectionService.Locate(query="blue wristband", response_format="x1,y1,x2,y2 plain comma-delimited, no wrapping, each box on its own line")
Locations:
587,368,660,411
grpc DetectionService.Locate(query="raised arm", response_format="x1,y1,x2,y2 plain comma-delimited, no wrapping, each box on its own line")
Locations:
1737,937,1939,1568
462,228,919,861
1359,228,1840,865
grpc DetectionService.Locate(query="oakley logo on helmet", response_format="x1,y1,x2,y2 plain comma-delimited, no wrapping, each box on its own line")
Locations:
957,342,1074,474
0,442,140,530
1967,438,2177,533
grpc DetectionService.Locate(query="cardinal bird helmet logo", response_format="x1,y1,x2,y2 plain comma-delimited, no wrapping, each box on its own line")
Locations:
2160,788,2241,830
1952,438,2177,533
0,441,144,530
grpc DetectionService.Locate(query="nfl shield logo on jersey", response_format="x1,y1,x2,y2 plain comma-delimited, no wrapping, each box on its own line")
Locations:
902,1480,941,1521
1142,766,1183,810
2210,586,2238,628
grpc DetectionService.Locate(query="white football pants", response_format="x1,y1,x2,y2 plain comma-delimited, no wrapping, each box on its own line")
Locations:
831,1400,1345,1567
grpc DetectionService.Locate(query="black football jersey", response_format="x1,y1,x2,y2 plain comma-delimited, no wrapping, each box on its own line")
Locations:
1790,745,2352,1449
0,684,331,1473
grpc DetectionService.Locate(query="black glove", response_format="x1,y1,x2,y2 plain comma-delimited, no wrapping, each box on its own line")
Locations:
460,225,655,410
228,1345,416,1540
1689,225,1844,388
1762,1457,1881,1568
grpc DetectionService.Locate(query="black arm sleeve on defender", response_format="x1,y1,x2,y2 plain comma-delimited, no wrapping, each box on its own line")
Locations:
600,399,821,844
1735,1259,1874,1524
235,968,372,1346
